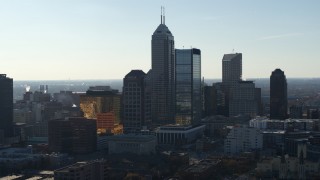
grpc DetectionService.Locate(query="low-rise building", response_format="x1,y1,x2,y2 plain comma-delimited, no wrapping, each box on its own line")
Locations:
54,160,108,180
224,126,263,155
107,134,156,155
250,117,320,131
179,159,221,180
201,115,250,137
155,124,205,145
256,153,319,179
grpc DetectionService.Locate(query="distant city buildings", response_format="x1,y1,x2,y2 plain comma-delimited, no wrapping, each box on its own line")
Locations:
0,74,13,138
175,48,201,125
270,68,288,120
249,117,320,131
290,105,303,119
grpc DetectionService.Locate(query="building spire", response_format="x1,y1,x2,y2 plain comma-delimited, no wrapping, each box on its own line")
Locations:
160,6,166,25
163,7,165,25
161,6,163,24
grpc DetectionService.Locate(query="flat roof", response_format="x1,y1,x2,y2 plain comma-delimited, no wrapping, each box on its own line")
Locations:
0,175,23,180
106,134,156,142
55,161,94,172
158,124,205,131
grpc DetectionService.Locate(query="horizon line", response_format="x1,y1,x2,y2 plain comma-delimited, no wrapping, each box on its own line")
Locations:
12,77,320,81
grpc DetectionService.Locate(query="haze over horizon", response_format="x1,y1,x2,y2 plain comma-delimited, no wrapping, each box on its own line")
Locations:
1,0,320,80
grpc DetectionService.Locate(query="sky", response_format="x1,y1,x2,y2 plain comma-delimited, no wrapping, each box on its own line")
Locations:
1,0,320,80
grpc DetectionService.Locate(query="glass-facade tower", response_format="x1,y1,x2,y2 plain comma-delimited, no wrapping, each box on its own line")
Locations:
175,49,201,125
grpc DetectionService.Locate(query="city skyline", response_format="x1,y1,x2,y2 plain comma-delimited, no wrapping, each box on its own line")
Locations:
1,0,320,80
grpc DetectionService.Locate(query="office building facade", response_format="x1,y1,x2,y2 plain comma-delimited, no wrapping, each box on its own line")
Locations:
224,126,263,155
0,74,13,137
222,53,242,89
48,117,97,154
122,70,148,133
270,69,287,120
229,81,259,117
175,48,201,125
221,53,242,116
151,15,175,126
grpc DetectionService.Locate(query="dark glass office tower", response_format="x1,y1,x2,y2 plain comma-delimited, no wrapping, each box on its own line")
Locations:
122,70,147,133
270,69,288,120
0,74,13,137
151,14,175,126
221,53,242,116
222,53,242,89
175,49,201,125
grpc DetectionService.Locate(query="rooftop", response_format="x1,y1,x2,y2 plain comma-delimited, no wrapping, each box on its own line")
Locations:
106,134,156,142
125,70,146,78
222,53,241,61
153,24,172,36
158,124,205,131
184,159,220,173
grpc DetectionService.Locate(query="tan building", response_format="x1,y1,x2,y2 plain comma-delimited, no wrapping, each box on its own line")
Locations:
80,86,121,134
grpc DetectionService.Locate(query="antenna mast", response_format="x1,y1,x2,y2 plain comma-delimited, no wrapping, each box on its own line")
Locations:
161,6,163,24
163,7,165,25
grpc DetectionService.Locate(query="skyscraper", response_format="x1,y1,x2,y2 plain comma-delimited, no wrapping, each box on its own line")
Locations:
0,74,13,137
175,48,201,125
122,70,149,133
222,53,242,116
151,11,175,126
270,68,288,120
222,53,242,89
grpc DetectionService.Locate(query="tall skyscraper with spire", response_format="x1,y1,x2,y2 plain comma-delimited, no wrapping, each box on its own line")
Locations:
151,7,175,126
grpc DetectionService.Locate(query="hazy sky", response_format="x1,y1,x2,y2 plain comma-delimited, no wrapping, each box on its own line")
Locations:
1,0,320,80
